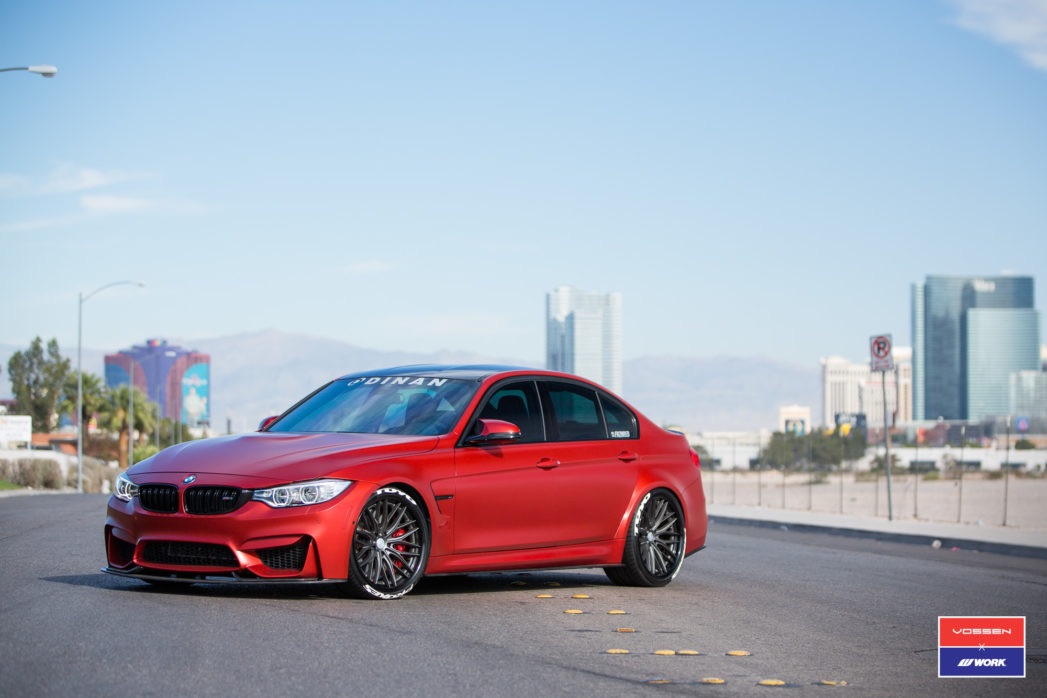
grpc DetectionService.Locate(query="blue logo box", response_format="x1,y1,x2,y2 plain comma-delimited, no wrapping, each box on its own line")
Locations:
939,647,1026,678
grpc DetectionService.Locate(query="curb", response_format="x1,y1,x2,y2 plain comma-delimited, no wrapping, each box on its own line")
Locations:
709,515,1047,561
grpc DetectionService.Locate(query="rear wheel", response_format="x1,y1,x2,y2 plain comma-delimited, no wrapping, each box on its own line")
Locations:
347,487,430,599
605,489,686,587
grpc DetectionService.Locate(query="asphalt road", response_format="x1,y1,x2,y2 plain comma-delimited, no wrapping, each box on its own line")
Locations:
1,494,1044,697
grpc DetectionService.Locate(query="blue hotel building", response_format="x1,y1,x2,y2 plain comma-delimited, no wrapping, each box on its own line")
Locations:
105,339,211,427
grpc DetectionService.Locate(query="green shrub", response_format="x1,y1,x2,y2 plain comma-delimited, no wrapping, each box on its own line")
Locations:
0,458,64,489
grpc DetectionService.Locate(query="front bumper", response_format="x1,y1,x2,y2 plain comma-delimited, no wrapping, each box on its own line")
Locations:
100,565,341,584
104,479,374,582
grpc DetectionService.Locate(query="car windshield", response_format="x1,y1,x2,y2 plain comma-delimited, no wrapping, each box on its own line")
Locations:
267,376,478,436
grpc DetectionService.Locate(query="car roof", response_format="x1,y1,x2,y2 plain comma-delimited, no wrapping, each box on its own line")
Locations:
335,364,540,382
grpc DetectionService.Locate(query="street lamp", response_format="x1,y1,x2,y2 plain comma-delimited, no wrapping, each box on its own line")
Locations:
77,280,145,493
1,65,58,78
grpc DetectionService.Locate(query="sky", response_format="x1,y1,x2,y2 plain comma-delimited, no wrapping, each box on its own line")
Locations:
2,0,1046,374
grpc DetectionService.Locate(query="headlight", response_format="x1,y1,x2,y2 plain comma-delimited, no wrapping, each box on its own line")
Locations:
252,479,351,508
114,473,139,502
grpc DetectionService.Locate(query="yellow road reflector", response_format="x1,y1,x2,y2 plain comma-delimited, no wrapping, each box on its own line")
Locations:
647,679,672,685
607,610,627,615
819,680,849,687
563,609,584,614
605,648,630,654
615,627,636,633
535,593,554,599
701,678,726,685
571,593,591,599
677,649,700,656
758,679,786,687
653,649,676,656
726,650,751,657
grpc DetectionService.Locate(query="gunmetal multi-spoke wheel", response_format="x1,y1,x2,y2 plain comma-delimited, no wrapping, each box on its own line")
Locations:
347,487,430,599
605,489,686,587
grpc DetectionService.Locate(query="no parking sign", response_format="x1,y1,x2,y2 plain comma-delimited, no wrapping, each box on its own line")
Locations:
869,334,894,372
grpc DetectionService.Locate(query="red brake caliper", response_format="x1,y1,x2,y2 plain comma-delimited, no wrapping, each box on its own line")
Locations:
393,528,406,568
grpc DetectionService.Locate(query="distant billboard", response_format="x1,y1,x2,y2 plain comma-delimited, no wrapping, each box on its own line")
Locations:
0,415,32,446
181,362,210,427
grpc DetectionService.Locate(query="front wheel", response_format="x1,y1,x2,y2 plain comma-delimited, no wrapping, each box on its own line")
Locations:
347,487,430,600
605,489,686,587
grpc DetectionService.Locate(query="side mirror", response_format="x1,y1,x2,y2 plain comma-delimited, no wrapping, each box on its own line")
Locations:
258,415,279,431
465,418,522,445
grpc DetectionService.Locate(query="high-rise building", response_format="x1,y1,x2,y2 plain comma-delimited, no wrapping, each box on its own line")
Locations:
911,275,1039,421
820,348,912,429
105,339,211,427
546,286,622,395
1010,371,1047,420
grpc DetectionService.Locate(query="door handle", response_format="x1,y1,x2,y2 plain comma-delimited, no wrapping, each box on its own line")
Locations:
617,451,639,463
536,457,560,470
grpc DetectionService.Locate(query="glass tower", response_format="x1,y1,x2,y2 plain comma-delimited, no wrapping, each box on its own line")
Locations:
546,286,622,395
912,275,1038,421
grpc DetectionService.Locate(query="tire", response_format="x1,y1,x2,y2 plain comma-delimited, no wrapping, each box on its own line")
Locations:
347,487,430,600
605,489,686,587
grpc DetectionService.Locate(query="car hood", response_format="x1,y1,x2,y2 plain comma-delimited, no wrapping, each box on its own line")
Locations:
126,432,440,485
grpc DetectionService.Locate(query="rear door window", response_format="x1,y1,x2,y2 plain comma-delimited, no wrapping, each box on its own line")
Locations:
544,382,606,441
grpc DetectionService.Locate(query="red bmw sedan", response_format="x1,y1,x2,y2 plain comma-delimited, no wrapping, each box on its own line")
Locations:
104,365,707,599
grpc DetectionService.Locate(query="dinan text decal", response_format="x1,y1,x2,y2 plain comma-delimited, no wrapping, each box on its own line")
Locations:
347,376,449,387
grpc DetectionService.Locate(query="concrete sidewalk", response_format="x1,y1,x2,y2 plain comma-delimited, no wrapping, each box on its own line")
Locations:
708,502,1047,559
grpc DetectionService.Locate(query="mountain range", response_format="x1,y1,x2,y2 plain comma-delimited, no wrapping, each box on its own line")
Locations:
2,330,820,433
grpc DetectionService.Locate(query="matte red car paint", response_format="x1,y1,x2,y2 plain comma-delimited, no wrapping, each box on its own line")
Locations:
104,366,707,592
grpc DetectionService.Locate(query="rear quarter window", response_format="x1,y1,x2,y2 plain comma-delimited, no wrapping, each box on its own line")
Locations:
600,393,638,439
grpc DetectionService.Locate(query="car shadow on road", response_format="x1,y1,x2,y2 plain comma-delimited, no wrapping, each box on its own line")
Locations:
413,569,612,596
42,568,614,599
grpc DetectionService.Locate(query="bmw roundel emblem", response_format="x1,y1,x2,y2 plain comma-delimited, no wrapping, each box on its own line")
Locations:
183,474,197,484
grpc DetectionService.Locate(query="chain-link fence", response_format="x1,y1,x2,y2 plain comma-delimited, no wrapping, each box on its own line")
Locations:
701,469,1047,529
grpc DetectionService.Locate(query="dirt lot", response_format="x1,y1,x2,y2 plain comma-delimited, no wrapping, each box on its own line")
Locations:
702,470,1047,530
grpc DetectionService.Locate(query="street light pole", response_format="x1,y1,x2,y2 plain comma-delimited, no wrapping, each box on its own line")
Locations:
76,280,145,492
1,65,58,77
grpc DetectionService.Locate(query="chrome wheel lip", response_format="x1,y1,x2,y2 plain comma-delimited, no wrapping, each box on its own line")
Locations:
353,493,426,593
635,491,685,580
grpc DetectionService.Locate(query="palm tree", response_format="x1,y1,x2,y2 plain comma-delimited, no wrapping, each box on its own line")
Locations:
97,385,158,468
60,372,106,435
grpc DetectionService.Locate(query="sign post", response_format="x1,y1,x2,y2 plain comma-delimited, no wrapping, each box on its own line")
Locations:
870,334,895,521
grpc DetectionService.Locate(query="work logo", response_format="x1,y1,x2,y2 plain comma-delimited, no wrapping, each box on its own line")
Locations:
938,616,1025,678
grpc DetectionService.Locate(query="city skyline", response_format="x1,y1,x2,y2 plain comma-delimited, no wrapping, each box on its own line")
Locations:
3,2,1046,369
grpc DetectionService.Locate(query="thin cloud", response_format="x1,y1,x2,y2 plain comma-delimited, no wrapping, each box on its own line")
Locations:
81,194,154,214
0,194,206,234
950,0,1047,72
0,173,30,193
42,163,149,194
0,214,82,234
80,194,207,216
